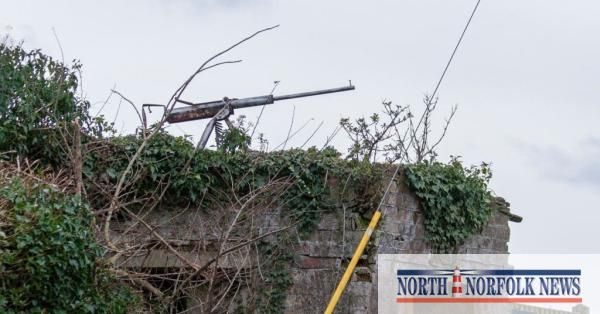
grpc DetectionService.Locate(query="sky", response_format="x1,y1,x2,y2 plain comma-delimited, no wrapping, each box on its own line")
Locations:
1,0,599,254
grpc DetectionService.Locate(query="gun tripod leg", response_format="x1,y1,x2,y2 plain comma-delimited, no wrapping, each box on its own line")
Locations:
197,118,216,150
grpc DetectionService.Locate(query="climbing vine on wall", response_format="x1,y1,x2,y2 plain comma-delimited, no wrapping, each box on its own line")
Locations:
86,131,382,234
405,157,494,252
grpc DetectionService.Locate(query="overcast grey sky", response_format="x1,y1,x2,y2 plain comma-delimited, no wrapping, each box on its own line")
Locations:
2,0,599,253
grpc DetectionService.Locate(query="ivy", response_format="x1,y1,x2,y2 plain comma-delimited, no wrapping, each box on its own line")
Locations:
253,237,295,313
405,157,493,252
0,179,135,313
85,132,380,235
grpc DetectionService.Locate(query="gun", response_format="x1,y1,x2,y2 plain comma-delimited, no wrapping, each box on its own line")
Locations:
163,82,355,149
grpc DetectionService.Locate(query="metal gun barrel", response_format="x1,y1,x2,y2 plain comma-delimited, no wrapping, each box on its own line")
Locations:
166,84,355,123
273,85,355,101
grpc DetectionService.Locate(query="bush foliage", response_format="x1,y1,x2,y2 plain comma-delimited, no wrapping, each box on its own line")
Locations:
0,43,108,165
0,42,131,313
0,178,133,313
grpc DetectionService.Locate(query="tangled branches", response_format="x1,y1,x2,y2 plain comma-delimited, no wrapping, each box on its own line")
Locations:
340,96,457,164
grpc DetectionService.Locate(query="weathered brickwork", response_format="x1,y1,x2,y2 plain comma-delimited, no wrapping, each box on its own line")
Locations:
111,176,521,313
283,178,520,313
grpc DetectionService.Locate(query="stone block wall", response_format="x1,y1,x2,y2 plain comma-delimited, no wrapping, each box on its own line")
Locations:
283,177,520,313
111,175,521,313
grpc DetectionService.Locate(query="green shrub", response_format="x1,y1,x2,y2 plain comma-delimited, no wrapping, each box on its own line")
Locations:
0,42,109,166
0,178,134,313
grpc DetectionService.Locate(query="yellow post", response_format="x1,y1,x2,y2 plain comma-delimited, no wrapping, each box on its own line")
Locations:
324,210,382,314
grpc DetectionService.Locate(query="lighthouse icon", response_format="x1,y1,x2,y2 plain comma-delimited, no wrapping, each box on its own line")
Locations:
452,266,463,297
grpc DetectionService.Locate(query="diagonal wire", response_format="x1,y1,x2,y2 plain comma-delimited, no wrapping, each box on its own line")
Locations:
431,0,482,100
380,0,483,217
409,0,482,147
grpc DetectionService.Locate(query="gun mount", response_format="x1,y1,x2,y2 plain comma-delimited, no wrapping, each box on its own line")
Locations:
156,82,355,149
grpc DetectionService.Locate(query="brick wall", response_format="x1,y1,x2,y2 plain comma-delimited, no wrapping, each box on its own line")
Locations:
283,177,521,313
111,175,521,313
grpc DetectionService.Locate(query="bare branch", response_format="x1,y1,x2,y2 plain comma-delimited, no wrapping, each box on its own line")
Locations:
103,25,279,253
110,89,144,129
300,120,324,148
